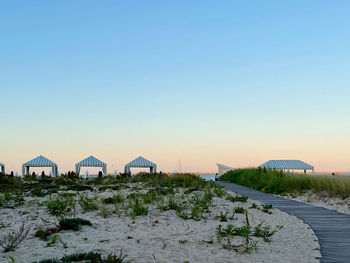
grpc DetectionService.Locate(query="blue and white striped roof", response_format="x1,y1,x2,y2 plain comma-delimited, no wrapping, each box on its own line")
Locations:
125,156,156,168
0,162,4,167
76,156,106,167
24,155,57,167
260,160,314,170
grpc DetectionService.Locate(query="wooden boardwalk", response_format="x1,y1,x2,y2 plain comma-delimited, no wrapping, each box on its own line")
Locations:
218,181,350,263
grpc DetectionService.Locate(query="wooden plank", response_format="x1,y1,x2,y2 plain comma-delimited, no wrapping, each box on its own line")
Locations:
218,181,350,263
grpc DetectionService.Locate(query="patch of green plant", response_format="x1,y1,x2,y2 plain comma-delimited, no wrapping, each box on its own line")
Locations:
178,240,187,244
103,194,124,204
216,211,228,222
262,204,273,214
34,226,61,241
249,203,259,209
253,222,282,242
99,204,112,218
129,199,148,219
213,185,226,197
234,206,246,214
47,194,75,218
31,250,126,263
78,193,98,212
226,195,248,203
59,218,92,231
0,221,30,252
220,167,350,197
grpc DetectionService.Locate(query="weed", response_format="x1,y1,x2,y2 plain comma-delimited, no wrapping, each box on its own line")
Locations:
249,203,259,209
34,226,60,241
213,185,226,197
59,218,92,231
226,195,248,203
130,199,148,219
32,250,126,263
234,206,246,214
262,204,273,214
0,221,30,252
253,222,281,242
178,239,187,244
176,207,189,220
47,194,75,218
99,204,113,218
216,211,228,222
78,193,98,212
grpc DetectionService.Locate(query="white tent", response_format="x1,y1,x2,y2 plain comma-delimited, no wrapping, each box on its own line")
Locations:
75,156,107,176
22,155,58,176
124,156,157,174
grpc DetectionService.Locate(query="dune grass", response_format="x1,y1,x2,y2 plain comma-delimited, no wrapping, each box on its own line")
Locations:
220,168,350,197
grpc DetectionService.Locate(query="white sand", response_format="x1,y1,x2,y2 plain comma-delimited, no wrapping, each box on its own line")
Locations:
284,191,350,215
0,186,320,263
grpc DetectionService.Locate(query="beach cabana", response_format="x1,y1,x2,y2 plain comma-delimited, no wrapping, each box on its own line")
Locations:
75,155,107,176
0,163,5,174
259,160,314,174
124,156,157,174
22,155,58,176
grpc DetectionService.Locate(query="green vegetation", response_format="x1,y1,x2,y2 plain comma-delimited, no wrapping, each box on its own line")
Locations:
31,251,126,263
220,167,350,197
226,195,248,203
78,193,98,212
234,206,246,214
47,194,75,218
129,199,148,219
0,221,30,252
59,218,92,231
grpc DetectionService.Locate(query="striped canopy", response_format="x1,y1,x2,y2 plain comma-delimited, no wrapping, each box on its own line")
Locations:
22,155,58,176
75,155,107,175
259,160,314,171
124,156,157,174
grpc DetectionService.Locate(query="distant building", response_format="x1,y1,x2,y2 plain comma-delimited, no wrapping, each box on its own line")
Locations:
216,163,235,176
259,160,314,174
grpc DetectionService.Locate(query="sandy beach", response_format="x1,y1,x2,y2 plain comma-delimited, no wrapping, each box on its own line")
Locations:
284,191,350,215
0,176,320,263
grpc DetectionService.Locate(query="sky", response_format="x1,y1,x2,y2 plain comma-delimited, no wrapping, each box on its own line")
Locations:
1,0,350,174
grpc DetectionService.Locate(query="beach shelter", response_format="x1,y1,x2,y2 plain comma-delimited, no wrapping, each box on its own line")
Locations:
259,160,314,174
75,155,107,176
0,163,5,174
124,156,157,174
216,163,235,177
22,155,58,176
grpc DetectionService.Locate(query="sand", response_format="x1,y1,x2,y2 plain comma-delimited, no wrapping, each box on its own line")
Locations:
284,191,350,215
0,185,320,263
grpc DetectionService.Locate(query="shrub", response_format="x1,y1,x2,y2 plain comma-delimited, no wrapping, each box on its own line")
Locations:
220,168,350,197
253,222,281,242
32,250,126,263
226,195,248,203
78,193,98,212
34,226,61,241
47,194,75,218
99,205,112,218
234,206,246,214
0,221,30,252
130,199,148,219
59,218,92,231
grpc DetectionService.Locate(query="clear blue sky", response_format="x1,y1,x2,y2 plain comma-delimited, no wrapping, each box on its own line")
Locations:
1,1,350,173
